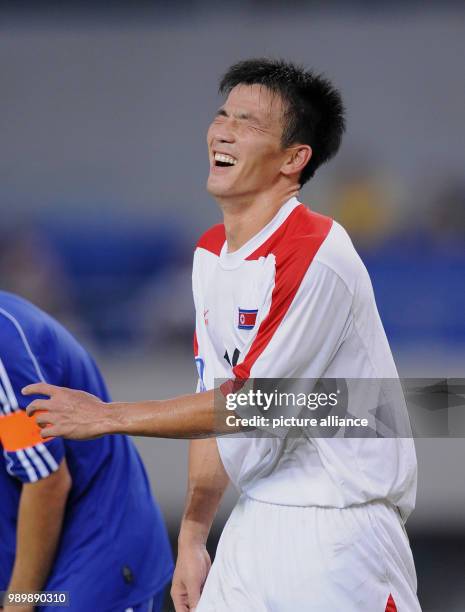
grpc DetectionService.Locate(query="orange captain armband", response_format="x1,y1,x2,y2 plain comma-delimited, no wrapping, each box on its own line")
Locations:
0,409,52,452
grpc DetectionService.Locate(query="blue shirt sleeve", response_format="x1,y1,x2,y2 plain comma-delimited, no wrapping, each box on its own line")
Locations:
0,307,65,483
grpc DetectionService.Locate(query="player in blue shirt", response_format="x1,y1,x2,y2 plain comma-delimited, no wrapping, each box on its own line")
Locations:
0,291,173,612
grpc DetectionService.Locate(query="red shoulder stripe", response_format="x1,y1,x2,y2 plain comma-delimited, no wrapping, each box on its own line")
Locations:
196,224,225,256
233,205,332,380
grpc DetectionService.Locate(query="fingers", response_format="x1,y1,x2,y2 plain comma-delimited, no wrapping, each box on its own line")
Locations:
30,407,59,438
25,398,62,438
170,585,190,612
26,399,52,417
40,425,59,438
172,598,189,612
186,578,202,610
22,382,62,398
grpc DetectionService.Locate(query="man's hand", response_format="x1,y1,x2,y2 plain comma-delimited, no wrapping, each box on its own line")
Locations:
171,541,211,612
171,439,229,610
23,383,112,439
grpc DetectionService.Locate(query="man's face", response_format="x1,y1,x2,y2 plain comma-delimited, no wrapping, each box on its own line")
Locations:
206,84,289,200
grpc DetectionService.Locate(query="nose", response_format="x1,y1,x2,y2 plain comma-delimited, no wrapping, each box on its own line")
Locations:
213,129,235,146
209,118,236,145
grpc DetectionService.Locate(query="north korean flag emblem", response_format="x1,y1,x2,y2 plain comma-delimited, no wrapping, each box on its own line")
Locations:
238,308,258,330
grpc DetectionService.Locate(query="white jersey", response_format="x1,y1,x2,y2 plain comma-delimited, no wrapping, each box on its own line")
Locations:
192,196,417,519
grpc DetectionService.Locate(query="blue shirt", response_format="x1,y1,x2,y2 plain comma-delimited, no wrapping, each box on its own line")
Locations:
0,292,173,611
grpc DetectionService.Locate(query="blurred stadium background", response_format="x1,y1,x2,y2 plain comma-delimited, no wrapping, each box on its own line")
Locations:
1,2,464,610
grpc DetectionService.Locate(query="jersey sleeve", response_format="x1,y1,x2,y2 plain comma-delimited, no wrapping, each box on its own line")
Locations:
0,343,64,484
0,306,112,484
233,260,353,381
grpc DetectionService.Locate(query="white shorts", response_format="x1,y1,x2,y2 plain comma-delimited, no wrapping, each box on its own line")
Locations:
197,495,421,612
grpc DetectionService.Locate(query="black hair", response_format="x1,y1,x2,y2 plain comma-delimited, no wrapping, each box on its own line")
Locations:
219,58,345,185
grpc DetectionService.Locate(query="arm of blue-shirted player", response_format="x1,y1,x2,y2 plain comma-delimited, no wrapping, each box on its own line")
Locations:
171,439,229,612
3,459,72,612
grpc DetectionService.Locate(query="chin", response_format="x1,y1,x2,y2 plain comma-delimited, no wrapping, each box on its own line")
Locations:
207,176,233,198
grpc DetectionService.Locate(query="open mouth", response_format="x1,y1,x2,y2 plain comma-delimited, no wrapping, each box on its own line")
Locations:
214,152,238,167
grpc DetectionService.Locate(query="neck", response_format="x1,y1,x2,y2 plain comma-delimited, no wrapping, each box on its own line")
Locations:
217,185,300,253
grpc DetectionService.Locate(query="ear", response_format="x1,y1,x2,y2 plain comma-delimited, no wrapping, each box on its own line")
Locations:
281,145,312,179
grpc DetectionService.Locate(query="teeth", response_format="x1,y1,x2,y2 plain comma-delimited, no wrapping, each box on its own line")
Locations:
214,152,237,165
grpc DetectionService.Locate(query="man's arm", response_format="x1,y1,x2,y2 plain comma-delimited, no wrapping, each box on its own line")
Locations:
171,439,229,612
23,385,233,440
179,438,230,543
3,459,72,612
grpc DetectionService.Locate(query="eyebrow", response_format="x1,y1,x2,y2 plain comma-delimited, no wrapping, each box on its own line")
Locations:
215,107,265,126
